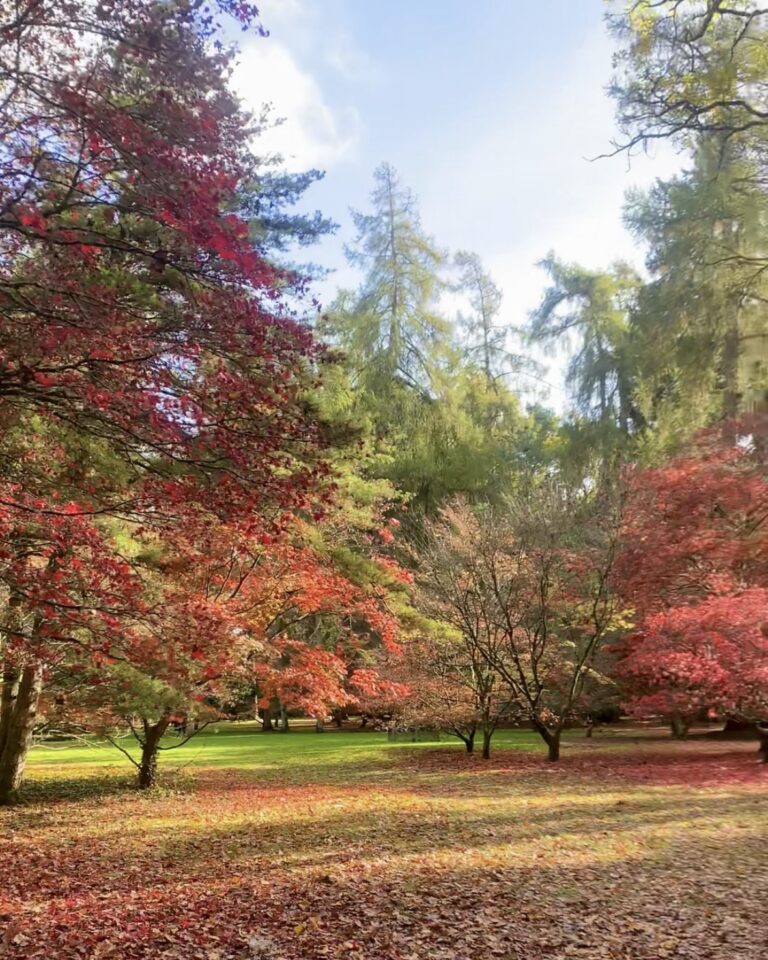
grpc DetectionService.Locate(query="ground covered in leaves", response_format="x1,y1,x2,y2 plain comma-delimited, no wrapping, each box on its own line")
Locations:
1,726,766,960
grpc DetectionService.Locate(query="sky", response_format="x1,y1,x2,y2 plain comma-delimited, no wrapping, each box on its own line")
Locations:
230,0,684,407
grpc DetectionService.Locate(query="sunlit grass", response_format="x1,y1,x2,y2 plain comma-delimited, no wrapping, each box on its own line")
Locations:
25,722,594,777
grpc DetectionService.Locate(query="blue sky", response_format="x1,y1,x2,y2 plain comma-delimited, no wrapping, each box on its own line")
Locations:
232,0,682,406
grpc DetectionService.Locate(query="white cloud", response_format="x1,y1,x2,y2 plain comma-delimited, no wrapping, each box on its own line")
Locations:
324,32,378,84
232,39,360,171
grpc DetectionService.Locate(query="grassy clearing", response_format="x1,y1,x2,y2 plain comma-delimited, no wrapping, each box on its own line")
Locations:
25,724,554,773
1,727,766,959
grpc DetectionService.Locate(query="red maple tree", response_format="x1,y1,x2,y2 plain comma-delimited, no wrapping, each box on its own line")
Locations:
614,419,768,738
0,0,336,801
39,514,407,788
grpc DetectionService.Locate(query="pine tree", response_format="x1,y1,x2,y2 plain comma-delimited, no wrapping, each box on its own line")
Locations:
454,251,510,385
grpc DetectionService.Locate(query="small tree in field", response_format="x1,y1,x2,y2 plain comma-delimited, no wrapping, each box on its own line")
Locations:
414,492,623,761
89,666,218,790
396,633,511,758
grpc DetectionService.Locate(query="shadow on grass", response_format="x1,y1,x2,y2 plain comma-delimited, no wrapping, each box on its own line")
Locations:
4,734,767,960
182,741,765,799
9,769,200,808
4,750,764,906
12,772,136,806
16,736,765,809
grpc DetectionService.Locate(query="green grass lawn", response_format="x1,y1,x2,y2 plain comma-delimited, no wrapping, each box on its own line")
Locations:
27,723,555,773
2,724,766,960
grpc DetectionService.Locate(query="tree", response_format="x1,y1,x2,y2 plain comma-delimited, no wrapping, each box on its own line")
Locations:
323,167,527,520
87,665,219,791
529,256,643,434
615,590,768,738
326,163,451,401
246,542,405,728
0,0,330,506
608,1,768,178
608,2,768,433
0,0,336,802
614,419,768,740
397,631,509,758
453,250,527,389
0,495,148,799
413,494,623,761
626,141,768,427
46,509,408,788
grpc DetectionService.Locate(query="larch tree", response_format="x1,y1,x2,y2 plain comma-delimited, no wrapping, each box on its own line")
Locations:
326,162,452,402
608,1,768,179
529,256,643,435
324,168,527,519
453,250,526,389
625,141,768,428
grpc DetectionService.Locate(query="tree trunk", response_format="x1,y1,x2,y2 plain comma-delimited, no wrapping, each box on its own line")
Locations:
137,717,170,790
482,728,493,760
533,720,561,762
315,718,325,733
722,311,741,420
670,712,689,739
0,660,43,804
464,730,475,753
723,719,753,734
261,708,274,732
279,706,289,732
0,661,20,760
756,724,768,764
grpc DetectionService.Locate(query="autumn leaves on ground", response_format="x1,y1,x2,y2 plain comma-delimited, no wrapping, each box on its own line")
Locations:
2,727,766,960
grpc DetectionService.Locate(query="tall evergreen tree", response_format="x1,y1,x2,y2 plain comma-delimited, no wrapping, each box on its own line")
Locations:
626,141,768,426
454,251,508,384
529,256,642,434
323,166,527,518
608,1,768,181
326,163,451,403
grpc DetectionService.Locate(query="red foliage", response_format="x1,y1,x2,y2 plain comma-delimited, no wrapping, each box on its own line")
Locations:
614,420,768,724
0,2,335,680
0,0,331,522
233,535,404,718
392,743,768,788
91,518,407,722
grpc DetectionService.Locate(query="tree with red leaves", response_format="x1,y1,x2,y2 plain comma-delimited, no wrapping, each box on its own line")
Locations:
615,419,768,742
0,0,336,802
42,511,407,789
232,519,407,736
0,0,332,515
